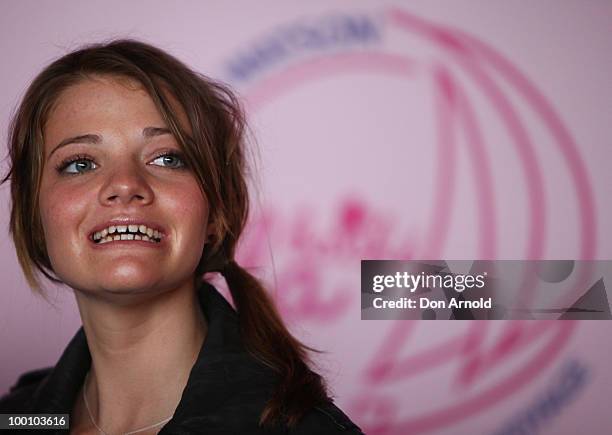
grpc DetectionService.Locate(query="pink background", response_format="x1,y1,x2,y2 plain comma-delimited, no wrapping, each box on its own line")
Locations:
1,1,611,434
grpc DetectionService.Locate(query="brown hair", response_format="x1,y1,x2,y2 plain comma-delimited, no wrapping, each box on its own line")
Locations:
1,39,329,427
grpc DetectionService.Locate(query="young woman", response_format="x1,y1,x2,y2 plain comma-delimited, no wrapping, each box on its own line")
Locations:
0,39,363,435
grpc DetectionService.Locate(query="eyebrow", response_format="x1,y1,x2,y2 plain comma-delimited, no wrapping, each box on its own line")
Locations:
48,127,172,159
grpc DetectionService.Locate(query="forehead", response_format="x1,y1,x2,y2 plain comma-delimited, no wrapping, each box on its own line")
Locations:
50,75,156,118
44,75,189,149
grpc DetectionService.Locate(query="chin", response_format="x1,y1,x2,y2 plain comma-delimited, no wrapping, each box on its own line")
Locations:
76,274,167,299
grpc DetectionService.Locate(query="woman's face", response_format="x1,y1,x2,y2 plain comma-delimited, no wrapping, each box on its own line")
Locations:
39,75,210,300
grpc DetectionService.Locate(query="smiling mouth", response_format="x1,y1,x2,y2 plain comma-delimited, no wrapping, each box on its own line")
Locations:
91,224,163,245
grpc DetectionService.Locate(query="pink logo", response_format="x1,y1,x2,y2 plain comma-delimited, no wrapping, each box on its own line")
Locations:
226,8,597,434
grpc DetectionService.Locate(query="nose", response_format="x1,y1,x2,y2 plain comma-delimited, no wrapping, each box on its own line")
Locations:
99,159,154,206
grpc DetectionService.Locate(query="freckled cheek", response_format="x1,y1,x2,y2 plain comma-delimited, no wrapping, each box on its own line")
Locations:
39,187,91,252
165,186,209,245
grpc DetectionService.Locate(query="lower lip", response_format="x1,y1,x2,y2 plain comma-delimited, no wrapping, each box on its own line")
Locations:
89,237,165,249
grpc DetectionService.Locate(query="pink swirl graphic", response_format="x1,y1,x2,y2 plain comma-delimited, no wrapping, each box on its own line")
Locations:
232,7,597,434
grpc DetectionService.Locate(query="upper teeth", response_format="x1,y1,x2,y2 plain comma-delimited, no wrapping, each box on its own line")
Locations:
93,224,161,243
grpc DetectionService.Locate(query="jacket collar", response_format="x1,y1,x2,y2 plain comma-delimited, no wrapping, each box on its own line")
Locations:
28,280,276,429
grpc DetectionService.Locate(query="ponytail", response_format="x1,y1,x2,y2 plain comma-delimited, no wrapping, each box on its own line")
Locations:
220,260,330,428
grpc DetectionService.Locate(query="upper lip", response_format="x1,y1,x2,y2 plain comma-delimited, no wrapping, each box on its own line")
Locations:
88,217,167,241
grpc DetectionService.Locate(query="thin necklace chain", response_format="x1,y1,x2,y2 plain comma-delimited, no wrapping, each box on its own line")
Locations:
83,371,174,435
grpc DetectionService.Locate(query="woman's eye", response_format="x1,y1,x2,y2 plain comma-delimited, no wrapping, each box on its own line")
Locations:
151,153,186,169
59,158,97,175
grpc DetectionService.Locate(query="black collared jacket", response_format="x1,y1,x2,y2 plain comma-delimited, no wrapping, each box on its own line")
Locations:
0,282,364,434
